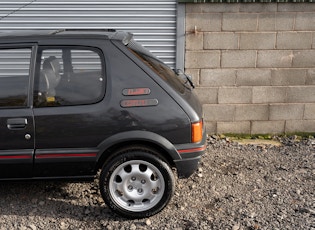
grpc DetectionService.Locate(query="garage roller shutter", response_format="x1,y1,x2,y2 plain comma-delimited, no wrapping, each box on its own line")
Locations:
0,0,177,68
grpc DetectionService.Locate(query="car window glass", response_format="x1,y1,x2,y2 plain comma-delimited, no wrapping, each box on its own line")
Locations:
34,47,105,107
127,41,185,94
0,48,31,108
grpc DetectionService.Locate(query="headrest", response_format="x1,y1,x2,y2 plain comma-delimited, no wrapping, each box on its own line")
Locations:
43,56,60,73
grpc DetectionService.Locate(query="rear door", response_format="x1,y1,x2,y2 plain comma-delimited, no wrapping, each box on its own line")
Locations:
0,46,35,178
32,44,106,177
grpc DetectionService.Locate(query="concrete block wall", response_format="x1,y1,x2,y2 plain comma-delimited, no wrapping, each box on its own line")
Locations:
185,3,315,134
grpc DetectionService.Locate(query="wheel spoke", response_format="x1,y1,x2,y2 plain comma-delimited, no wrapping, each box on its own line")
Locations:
149,179,162,192
117,166,131,181
130,163,142,174
142,167,155,179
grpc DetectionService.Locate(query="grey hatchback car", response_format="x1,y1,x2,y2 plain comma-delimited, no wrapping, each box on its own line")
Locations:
0,29,206,218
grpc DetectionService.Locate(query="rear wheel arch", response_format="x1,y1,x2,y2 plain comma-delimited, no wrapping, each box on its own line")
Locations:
95,131,181,171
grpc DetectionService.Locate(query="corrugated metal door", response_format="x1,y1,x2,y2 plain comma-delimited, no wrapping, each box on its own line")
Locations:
0,0,177,67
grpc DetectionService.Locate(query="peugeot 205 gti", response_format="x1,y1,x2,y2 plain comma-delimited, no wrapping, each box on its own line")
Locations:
0,29,206,218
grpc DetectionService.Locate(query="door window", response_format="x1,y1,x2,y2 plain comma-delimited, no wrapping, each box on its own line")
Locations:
34,47,105,107
0,48,31,108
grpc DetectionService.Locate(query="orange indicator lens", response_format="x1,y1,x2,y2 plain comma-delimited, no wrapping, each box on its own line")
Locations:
192,121,203,143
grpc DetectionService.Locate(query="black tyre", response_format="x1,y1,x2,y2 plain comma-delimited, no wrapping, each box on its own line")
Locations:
99,146,175,218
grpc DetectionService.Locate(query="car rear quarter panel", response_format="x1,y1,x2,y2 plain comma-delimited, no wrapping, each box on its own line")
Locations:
101,42,192,145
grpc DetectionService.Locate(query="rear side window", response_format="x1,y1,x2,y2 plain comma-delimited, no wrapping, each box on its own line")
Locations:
34,47,105,107
0,48,31,108
127,40,186,94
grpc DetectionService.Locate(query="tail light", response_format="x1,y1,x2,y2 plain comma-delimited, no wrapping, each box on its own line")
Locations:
191,120,203,143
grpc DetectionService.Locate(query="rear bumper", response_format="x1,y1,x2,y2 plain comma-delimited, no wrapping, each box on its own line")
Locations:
174,133,207,178
174,154,203,178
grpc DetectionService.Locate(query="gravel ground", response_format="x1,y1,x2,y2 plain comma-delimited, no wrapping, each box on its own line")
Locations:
0,136,314,230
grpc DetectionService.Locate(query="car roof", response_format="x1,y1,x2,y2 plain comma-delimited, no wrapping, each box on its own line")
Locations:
0,29,131,43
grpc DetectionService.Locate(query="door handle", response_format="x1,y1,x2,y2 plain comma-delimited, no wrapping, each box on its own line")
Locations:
7,118,28,130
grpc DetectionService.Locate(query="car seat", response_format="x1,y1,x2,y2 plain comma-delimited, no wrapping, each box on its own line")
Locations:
42,56,61,98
